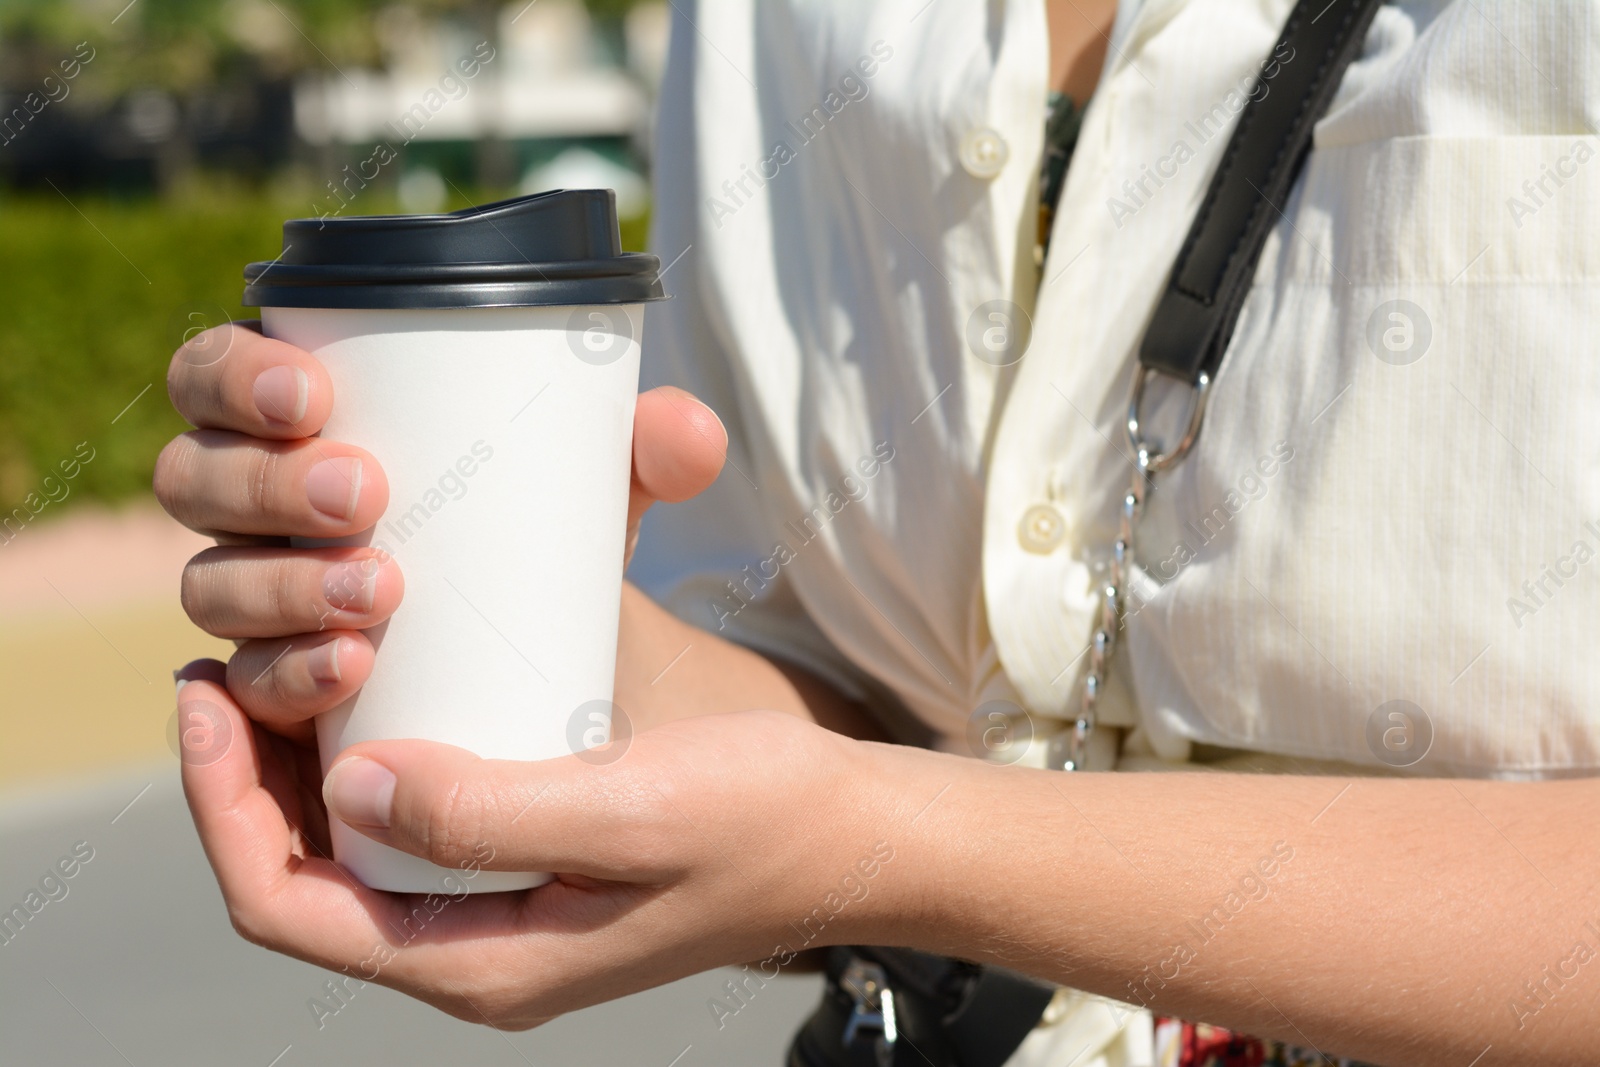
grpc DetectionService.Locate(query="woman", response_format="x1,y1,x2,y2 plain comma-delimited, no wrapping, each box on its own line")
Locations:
155,1,1600,1064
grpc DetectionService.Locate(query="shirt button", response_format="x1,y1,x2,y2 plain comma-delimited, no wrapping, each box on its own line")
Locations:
1017,504,1065,554
959,127,1009,179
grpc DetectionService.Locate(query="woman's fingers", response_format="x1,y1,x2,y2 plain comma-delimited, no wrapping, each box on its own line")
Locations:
225,631,375,735
167,321,334,438
174,666,407,970
323,740,680,882
174,666,552,1016
182,546,403,639
625,388,727,557
153,429,389,538
631,387,728,504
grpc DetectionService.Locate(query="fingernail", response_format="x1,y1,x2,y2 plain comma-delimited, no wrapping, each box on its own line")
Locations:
706,406,729,449
307,637,345,684
175,677,190,698
322,560,378,612
306,458,363,521
324,757,395,829
253,366,309,426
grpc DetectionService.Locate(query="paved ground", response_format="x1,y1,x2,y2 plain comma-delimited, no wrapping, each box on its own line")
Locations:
0,765,821,1066
0,503,234,788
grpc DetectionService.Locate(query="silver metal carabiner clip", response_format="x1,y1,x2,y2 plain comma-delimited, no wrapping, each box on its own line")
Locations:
840,958,898,1067
1125,366,1211,474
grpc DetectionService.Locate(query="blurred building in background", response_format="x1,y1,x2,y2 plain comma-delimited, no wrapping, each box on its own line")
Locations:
0,0,665,210
0,42,297,193
293,0,664,213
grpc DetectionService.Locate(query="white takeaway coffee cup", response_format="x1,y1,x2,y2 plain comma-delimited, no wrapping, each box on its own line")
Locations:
243,191,664,893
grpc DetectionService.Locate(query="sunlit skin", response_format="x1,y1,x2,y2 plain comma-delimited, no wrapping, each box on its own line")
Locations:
155,3,1599,1060
1047,0,1116,106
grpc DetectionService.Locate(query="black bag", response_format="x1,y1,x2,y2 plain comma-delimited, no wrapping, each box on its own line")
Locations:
787,947,1054,1067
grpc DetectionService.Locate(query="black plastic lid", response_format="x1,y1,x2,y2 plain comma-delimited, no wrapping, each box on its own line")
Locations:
243,190,665,310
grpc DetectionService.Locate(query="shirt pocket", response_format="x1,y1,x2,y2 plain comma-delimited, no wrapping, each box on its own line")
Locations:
1126,134,1600,774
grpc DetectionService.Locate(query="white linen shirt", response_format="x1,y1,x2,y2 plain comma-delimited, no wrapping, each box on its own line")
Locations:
630,0,1600,780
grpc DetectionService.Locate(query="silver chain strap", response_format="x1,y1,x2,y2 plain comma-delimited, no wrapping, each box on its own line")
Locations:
1052,449,1150,771
1047,369,1211,773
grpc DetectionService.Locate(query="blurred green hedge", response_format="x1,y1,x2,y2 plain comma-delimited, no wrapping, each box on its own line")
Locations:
0,188,648,510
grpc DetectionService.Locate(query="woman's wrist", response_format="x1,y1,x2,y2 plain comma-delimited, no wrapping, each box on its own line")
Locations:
823,739,1002,954
838,743,1105,970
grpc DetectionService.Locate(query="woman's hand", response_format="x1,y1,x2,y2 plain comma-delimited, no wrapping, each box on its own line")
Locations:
154,321,727,741
174,664,916,1028
159,321,910,1024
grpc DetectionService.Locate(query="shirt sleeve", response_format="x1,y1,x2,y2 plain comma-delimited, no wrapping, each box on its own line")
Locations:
625,1,879,715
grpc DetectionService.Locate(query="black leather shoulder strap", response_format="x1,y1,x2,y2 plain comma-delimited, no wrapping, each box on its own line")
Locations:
1138,0,1384,384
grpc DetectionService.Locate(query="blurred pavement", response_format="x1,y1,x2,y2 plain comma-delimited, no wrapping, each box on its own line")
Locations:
0,765,821,1066
0,503,234,788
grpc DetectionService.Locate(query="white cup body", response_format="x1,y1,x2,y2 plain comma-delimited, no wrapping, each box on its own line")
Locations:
267,304,642,893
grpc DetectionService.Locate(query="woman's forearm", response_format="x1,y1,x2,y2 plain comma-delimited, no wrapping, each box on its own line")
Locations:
617,580,1597,1063
871,744,1599,1067
615,581,887,740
